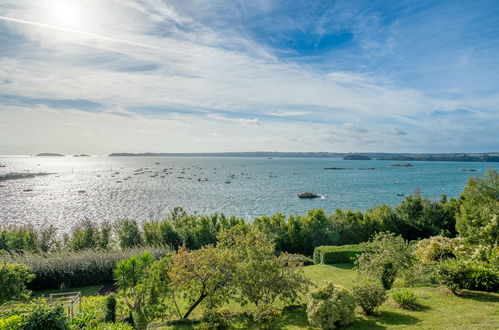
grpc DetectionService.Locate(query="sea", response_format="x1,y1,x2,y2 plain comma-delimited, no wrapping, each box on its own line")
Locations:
0,156,496,231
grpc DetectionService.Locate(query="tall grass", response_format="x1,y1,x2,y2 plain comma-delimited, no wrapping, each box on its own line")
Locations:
0,247,170,290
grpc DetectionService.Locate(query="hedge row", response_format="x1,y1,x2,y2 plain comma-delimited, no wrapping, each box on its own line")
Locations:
0,247,169,290
313,244,365,264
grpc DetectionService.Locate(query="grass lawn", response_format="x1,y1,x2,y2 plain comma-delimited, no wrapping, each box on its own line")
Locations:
151,264,499,329
32,285,102,298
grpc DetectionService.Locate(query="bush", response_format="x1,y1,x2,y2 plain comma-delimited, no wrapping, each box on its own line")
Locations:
355,232,413,290
70,296,106,329
306,282,356,329
0,263,34,304
436,259,499,293
0,248,168,290
392,288,418,309
352,283,387,315
24,304,69,330
313,245,365,264
105,294,117,323
0,315,23,330
413,236,457,265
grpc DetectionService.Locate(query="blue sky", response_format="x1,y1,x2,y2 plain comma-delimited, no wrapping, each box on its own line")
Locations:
0,0,498,154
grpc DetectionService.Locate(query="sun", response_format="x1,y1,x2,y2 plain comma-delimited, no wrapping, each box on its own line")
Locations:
44,0,86,29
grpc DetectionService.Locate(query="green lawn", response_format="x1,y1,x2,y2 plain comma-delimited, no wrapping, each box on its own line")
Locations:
151,264,499,329
32,285,102,298
32,265,498,329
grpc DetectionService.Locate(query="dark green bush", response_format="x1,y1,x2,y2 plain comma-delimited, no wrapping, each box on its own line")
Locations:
352,283,387,315
436,259,499,293
313,244,365,264
0,248,168,290
105,294,117,323
24,304,69,330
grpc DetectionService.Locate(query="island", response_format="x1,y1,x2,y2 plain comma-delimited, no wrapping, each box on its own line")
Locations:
36,153,65,157
73,154,90,157
298,192,321,199
324,167,350,170
391,163,413,167
343,154,371,160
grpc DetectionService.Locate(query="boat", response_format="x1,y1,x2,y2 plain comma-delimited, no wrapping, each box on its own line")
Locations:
23,188,33,192
396,193,404,196
78,190,86,193
225,180,231,184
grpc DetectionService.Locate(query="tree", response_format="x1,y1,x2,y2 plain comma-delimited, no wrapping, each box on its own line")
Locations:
0,262,34,304
114,251,155,328
168,245,235,319
116,220,143,249
456,168,499,245
355,232,413,290
218,226,310,307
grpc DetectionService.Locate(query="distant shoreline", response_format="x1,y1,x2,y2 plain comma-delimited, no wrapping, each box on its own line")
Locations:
107,152,499,162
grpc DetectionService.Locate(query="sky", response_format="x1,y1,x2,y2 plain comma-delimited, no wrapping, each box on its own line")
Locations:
0,0,498,155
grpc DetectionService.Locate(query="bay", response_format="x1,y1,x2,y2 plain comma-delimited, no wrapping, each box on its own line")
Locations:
0,156,495,231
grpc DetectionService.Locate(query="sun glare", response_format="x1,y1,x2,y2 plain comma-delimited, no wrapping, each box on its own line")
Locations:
45,0,86,29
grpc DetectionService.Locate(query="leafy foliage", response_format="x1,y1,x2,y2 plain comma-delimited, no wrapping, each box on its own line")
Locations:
355,232,413,289
413,236,457,265
169,245,235,319
392,288,418,310
0,263,34,304
352,283,387,315
105,294,117,323
24,304,69,330
218,226,311,307
436,259,499,293
306,282,356,329
456,168,499,245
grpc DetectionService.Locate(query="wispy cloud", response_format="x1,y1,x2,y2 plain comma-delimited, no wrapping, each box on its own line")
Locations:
0,0,498,153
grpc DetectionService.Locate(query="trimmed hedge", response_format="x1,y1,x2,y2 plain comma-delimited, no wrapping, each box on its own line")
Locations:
0,248,169,291
313,244,365,264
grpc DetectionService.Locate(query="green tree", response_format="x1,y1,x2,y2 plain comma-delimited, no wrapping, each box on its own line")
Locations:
116,220,143,249
456,168,499,245
355,232,413,289
114,251,155,328
0,262,34,304
169,245,235,319
218,226,310,307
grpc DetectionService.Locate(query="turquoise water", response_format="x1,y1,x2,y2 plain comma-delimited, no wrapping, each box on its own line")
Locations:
0,156,495,230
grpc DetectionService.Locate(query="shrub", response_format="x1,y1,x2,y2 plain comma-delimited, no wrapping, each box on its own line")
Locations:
306,282,356,329
436,259,499,293
0,315,23,330
392,288,418,309
313,244,365,264
355,232,413,290
352,283,387,315
0,248,168,290
70,296,106,329
105,294,117,323
413,236,457,265
24,304,69,330
0,262,34,304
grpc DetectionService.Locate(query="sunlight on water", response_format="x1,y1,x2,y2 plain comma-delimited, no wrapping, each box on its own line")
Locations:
0,156,494,230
